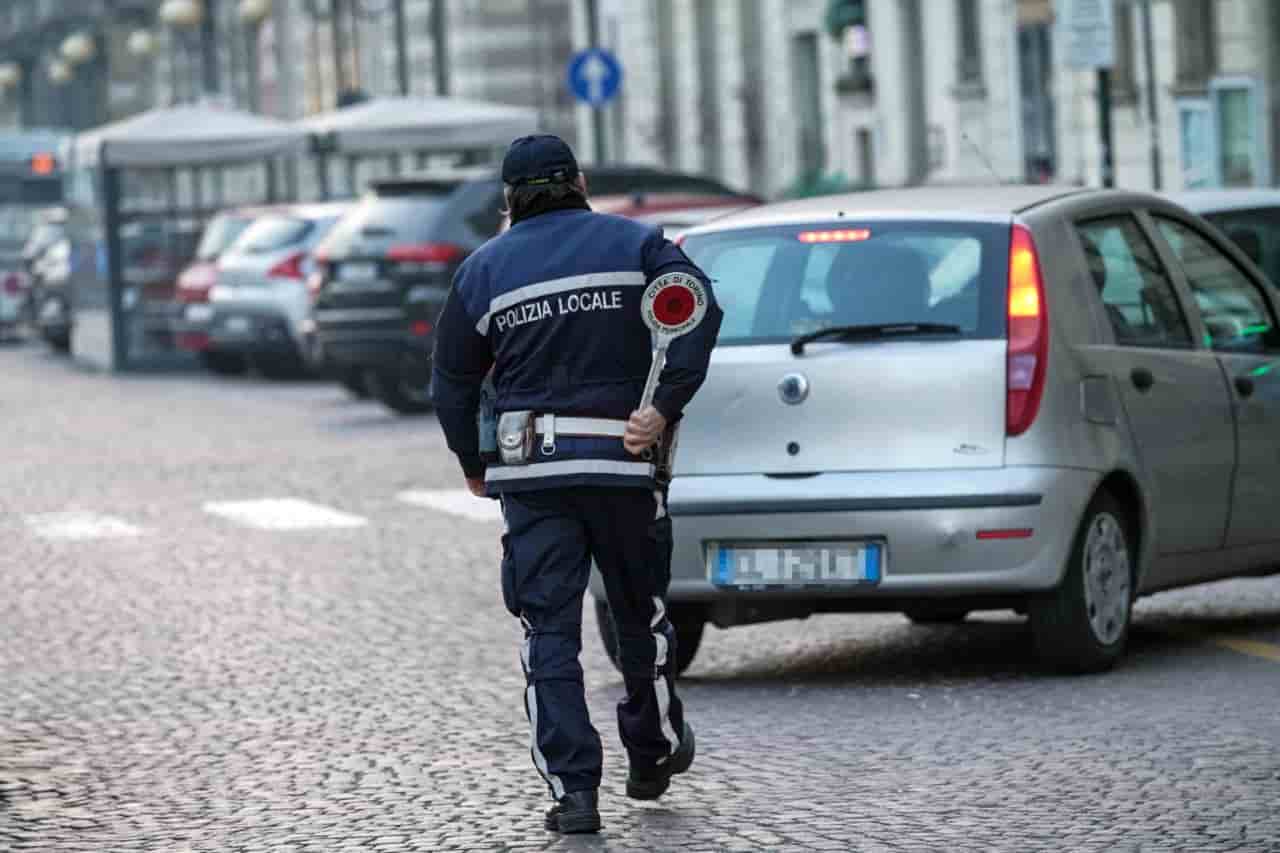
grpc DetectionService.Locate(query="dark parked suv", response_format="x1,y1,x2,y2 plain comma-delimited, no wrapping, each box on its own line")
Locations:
311,169,504,413
311,165,757,415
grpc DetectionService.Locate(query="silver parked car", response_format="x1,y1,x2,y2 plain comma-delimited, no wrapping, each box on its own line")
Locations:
206,202,351,377
590,185,1280,675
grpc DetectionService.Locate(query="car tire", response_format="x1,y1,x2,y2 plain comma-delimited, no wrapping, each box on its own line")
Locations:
254,351,308,380
366,368,433,415
903,606,970,624
44,328,71,354
595,599,704,679
200,351,249,376
1029,490,1135,674
339,367,371,399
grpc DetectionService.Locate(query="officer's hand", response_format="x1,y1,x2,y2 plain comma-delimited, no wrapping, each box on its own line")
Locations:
466,477,486,498
624,406,668,456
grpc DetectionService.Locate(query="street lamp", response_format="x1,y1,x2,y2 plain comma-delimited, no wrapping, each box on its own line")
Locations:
238,0,272,24
60,32,97,67
0,62,21,90
160,0,204,28
48,59,74,86
127,29,157,58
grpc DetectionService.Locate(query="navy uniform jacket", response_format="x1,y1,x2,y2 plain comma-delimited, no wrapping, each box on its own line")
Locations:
431,206,722,494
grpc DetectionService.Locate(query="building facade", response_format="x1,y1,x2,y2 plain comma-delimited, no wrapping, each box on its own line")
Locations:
2,0,1280,200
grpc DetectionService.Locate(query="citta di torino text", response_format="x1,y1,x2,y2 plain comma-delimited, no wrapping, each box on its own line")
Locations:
493,289,624,333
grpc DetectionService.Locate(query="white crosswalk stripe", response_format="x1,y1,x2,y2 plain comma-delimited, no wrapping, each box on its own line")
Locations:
397,489,503,524
202,498,368,530
24,511,143,541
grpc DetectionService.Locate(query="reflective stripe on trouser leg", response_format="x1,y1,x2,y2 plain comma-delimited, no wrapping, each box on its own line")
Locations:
520,634,566,800
651,596,680,759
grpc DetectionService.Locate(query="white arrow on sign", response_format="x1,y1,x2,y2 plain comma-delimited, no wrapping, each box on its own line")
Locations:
581,52,608,105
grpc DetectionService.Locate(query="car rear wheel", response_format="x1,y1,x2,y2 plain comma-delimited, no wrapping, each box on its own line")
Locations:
339,367,370,399
366,367,433,415
43,327,71,354
1030,490,1134,674
200,351,249,376
594,599,704,679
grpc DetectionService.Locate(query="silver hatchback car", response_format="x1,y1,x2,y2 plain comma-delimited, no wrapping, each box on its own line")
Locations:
591,185,1280,675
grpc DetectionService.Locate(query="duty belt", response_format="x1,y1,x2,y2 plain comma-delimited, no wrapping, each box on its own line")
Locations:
534,414,627,456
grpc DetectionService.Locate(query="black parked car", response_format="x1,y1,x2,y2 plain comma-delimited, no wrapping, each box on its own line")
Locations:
310,165,755,415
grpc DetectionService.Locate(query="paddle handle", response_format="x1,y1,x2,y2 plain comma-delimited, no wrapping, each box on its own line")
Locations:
639,341,669,412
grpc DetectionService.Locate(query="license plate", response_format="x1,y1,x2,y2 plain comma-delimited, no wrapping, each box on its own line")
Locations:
707,541,883,587
340,262,378,282
185,304,214,323
224,315,251,334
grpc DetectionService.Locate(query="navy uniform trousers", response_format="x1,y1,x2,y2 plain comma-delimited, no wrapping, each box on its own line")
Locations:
499,485,683,797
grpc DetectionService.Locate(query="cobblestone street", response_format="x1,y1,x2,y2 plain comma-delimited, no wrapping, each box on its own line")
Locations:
3,344,1280,852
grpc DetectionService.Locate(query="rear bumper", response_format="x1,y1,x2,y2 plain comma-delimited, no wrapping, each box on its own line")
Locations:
590,466,1099,615
203,305,299,356
315,309,431,369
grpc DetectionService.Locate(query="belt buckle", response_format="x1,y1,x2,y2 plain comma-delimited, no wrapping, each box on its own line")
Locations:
540,413,557,456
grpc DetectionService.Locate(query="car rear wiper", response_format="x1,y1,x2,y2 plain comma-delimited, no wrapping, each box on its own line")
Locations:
790,322,963,355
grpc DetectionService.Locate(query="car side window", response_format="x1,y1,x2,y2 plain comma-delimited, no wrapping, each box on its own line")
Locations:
1075,216,1192,348
1155,217,1280,354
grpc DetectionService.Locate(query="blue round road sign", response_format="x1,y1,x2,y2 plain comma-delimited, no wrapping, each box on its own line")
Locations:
567,48,622,107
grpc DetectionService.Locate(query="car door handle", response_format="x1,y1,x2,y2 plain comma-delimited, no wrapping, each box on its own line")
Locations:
1130,367,1155,392
1235,376,1256,398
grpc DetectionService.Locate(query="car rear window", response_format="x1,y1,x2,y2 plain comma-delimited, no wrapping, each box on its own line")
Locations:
232,216,316,253
680,221,1009,345
195,214,253,260
318,194,453,255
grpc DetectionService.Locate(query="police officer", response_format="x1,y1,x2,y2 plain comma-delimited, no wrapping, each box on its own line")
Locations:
431,135,721,834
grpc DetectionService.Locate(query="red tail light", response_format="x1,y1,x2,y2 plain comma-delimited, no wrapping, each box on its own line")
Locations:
977,528,1035,540
410,320,433,336
268,252,307,280
1006,224,1049,437
797,228,871,243
2,273,22,295
387,243,465,264
178,263,217,292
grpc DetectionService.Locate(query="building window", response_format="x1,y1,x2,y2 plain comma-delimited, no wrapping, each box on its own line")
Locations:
1110,0,1137,104
1174,0,1216,94
956,0,983,92
791,32,826,181
1212,77,1267,187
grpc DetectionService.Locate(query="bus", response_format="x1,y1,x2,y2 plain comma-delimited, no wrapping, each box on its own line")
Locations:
0,129,68,207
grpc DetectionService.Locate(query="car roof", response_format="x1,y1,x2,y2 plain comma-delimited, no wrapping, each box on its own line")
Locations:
1166,189,1280,214
680,184,1092,234
369,166,499,194
591,192,757,216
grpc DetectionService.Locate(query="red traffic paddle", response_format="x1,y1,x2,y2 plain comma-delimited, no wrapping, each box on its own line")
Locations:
638,272,709,411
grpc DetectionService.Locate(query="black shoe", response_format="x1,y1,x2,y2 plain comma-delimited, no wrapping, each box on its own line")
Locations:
543,789,601,834
626,722,695,800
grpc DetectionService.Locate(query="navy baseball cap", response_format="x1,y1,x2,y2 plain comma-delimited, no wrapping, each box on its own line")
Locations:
501,134,580,187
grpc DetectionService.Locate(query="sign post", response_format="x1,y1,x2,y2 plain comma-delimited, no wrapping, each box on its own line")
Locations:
566,43,622,164
1060,0,1116,187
